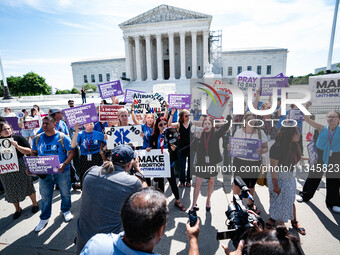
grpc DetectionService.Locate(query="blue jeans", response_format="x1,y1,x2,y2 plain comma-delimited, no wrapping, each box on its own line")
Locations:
39,169,71,220
179,151,191,184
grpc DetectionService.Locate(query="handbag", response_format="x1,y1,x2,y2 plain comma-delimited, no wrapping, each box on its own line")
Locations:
256,128,268,187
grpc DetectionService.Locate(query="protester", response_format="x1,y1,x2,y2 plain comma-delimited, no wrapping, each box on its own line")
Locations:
94,120,116,134
147,117,186,211
71,122,106,185
296,102,340,213
18,109,35,142
36,108,69,135
33,104,45,116
81,187,200,255
231,111,268,214
77,145,147,254
190,115,231,212
31,116,75,232
81,87,87,104
117,108,130,126
2,107,16,117
0,122,38,219
168,109,192,188
266,126,305,235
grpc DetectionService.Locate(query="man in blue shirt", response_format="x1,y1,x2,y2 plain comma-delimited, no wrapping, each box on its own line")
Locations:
32,116,75,232
36,108,69,135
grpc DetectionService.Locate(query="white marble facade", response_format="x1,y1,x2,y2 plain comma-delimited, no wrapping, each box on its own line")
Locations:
71,5,288,91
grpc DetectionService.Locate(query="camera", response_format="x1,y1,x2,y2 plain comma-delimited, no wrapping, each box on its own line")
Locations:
164,127,179,146
216,176,264,249
188,206,199,227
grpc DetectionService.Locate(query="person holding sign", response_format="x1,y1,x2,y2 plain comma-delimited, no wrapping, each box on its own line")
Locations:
231,112,268,214
190,115,231,212
0,122,38,219
71,122,106,186
267,127,305,235
147,117,185,211
32,116,75,232
18,109,35,142
297,102,340,213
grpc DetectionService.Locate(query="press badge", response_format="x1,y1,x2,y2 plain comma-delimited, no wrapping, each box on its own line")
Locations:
205,156,210,163
87,154,92,161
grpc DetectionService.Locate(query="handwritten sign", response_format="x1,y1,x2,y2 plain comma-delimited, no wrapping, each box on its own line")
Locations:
98,80,124,99
24,120,40,129
168,94,191,109
137,149,170,178
132,93,166,114
62,103,99,128
105,125,143,149
0,138,19,174
24,155,61,175
228,137,262,160
99,105,124,122
125,89,145,103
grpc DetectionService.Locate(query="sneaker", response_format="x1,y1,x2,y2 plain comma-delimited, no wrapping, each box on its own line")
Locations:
35,219,48,232
63,211,74,222
332,206,340,213
296,194,304,203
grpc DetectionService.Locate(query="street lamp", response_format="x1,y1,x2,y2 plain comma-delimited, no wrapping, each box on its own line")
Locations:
326,0,339,74
0,53,13,100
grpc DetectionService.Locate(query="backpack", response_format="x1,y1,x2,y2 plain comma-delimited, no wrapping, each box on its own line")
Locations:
35,132,67,153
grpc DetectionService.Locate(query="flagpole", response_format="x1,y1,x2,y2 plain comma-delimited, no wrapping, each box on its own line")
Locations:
326,0,339,73
0,53,13,99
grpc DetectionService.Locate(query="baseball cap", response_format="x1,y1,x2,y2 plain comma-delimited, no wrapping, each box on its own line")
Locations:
50,108,62,115
111,144,136,164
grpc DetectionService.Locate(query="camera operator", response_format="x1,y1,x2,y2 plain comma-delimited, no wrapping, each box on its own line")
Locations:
81,187,201,255
76,144,147,254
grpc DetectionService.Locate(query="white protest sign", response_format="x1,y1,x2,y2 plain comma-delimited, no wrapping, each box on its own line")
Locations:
132,93,166,114
0,138,19,174
105,125,143,149
137,149,171,178
309,73,340,105
236,71,260,96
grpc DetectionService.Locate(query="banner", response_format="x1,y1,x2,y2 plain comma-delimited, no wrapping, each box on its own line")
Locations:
24,120,40,129
62,103,99,128
98,80,124,99
309,74,340,105
168,94,191,109
288,109,304,121
132,92,166,114
125,89,145,103
137,149,171,178
0,138,19,174
105,125,143,149
260,76,288,96
99,105,124,122
24,155,61,175
228,137,262,160
5,117,21,136
307,140,318,166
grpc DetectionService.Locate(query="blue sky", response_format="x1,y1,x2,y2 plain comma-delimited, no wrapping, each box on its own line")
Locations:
0,0,339,90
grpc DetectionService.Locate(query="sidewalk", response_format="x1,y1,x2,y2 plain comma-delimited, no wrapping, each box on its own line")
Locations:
0,171,339,254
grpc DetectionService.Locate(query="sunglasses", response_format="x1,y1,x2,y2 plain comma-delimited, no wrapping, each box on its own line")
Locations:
184,115,190,117
158,123,167,127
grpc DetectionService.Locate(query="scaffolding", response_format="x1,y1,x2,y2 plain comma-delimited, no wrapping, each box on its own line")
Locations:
209,30,223,75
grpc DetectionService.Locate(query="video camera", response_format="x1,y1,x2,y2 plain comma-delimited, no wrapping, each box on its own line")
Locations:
216,176,264,249
164,127,179,146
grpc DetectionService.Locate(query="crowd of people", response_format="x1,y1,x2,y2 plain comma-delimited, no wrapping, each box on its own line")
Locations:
0,85,339,254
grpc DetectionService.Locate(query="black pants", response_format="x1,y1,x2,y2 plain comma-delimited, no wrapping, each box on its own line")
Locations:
299,150,340,207
155,166,179,200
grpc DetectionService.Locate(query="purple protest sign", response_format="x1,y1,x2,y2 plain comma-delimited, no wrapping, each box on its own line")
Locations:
24,120,40,129
125,89,145,103
260,76,289,96
228,137,262,160
62,103,99,128
307,140,318,166
5,117,21,136
98,80,123,99
168,94,191,109
289,109,304,121
24,155,61,175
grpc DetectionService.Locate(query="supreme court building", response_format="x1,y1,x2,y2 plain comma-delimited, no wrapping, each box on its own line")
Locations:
71,5,288,93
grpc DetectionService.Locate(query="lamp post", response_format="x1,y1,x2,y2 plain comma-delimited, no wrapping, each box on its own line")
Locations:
0,53,13,99
326,0,339,73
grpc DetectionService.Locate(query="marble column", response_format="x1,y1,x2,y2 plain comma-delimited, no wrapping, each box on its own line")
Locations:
145,35,152,81
123,36,132,80
156,34,163,80
168,33,175,80
191,31,197,78
180,32,186,79
203,30,209,74
134,36,142,81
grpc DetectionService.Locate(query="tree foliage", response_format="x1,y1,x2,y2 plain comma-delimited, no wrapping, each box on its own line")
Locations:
82,83,97,92
71,87,80,94
56,89,71,94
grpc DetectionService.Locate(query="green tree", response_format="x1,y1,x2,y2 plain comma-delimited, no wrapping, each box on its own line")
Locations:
21,72,51,95
71,87,80,94
82,83,97,92
56,89,71,94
